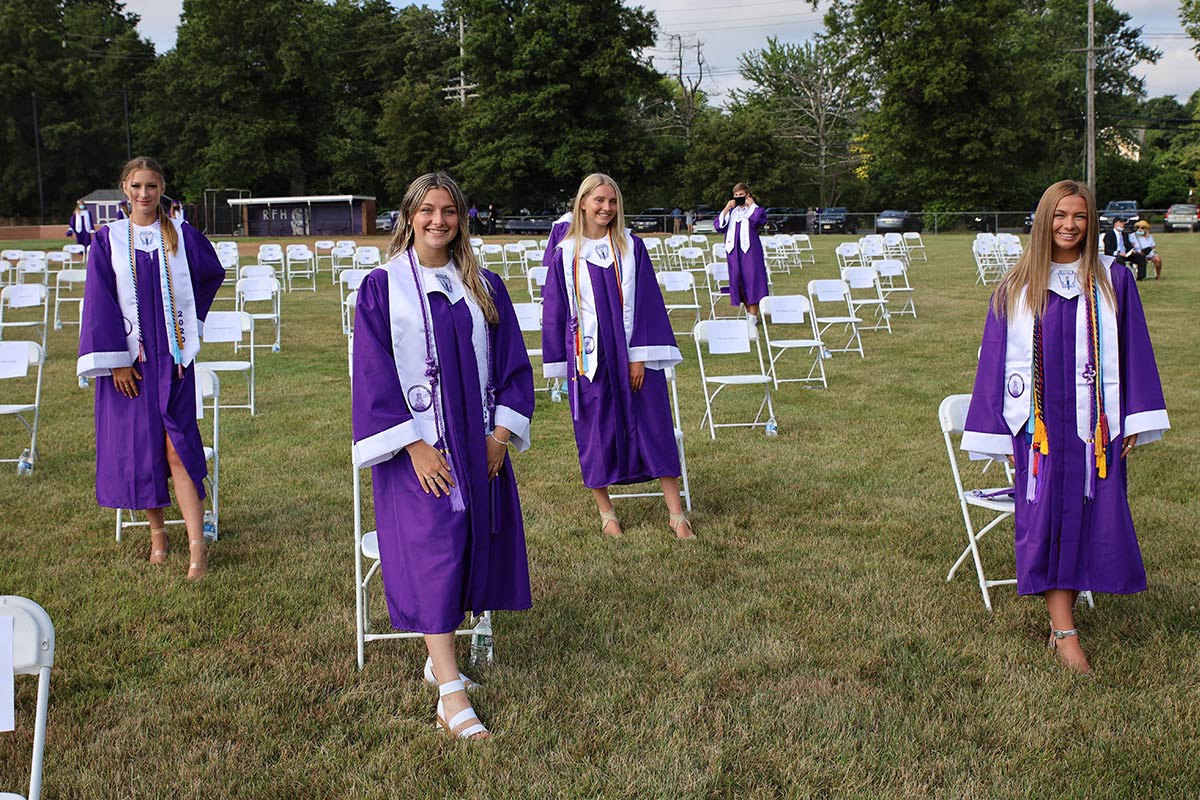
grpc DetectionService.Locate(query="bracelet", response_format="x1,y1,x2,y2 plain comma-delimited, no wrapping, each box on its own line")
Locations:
489,433,510,447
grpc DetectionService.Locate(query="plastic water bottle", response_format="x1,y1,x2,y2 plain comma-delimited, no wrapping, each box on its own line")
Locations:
764,418,779,438
271,344,280,353
202,510,217,542
821,347,833,360
550,381,562,403
16,449,33,476
78,376,89,388
469,614,493,667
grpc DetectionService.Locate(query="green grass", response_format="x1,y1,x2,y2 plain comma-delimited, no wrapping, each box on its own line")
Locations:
2,233,1198,798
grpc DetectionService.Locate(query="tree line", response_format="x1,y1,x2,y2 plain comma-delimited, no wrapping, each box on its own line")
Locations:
2,0,1198,223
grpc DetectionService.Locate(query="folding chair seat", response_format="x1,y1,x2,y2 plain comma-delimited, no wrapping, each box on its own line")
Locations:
284,244,316,292
938,394,1017,611
657,271,702,332
0,595,55,800
609,365,692,510
0,341,45,472
676,246,706,276
835,242,862,270
339,269,371,335
526,266,549,303
516,239,538,251
0,285,50,350
116,367,221,542
256,244,284,274
479,244,506,275
759,295,827,389
351,461,487,668
313,240,335,279
688,234,709,247
693,319,776,439
52,269,87,332
807,278,863,358
239,264,275,281
62,243,86,267
235,277,282,352
331,245,356,284
874,258,916,318
704,261,733,319
336,239,357,251
840,266,892,334
902,231,926,261
198,311,256,415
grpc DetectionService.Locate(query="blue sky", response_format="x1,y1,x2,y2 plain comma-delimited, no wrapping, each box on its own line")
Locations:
124,0,1198,103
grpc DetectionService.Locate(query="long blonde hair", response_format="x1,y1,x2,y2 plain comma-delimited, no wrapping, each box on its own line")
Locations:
119,156,179,255
995,179,1113,318
387,172,497,324
565,173,631,264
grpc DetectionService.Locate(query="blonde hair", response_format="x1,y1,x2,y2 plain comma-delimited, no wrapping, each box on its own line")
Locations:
995,179,1113,318
119,157,178,255
565,173,630,264
387,172,497,324
732,182,750,195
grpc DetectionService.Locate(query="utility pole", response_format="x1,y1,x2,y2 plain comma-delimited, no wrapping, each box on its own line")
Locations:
124,85,133,160
31,92,45,224
1086,0,1095,190
442,14,477,104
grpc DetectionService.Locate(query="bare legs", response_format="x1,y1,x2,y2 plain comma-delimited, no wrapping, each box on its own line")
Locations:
143,432,208,579
1045,589,1090,674
591,480,693,539
425,633,488,740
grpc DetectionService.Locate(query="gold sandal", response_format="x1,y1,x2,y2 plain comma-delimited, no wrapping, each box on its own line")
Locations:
669,513,695,540
600,509,621,537
149,527,169,565
187,538,208,581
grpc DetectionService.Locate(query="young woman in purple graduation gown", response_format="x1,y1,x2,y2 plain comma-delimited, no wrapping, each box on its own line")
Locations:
713,182,769,325
351,173,534,740
962,180,1169,674
67,199,94,252
542,173,693,540
76,157,225,580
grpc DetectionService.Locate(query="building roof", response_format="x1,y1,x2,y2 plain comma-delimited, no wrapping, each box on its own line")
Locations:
227,195,374,206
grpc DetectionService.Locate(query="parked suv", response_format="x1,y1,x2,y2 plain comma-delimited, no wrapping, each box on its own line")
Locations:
1164,203,1199,232
1098,200,1140,232
818,207,858,235
763,207,807,234
629,208,668,233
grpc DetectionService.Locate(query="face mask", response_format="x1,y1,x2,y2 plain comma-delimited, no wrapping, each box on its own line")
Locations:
734,196,746,206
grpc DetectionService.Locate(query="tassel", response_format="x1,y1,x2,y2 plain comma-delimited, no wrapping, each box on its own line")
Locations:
1085,443,1095,499
1025,454,1038,503
1032,417,1049,455
1095,422,1107,479
138,343,145,363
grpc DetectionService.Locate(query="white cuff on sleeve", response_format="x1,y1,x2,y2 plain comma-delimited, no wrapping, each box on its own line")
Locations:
960,430,1013,458
493,406,532,452
1123,409,1169,445
627,345,682,371
77,350,133,378
352,419,421,468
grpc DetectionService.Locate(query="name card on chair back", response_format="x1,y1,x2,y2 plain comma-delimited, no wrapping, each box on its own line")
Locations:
708,320,751,354
0,342,30,379
7,285,42,309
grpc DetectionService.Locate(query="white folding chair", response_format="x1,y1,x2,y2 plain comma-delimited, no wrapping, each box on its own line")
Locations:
840,266,891,334
874,258,916,318
688,234,708,247
526,267,549,303
256,244,284,274
0,285,49,350
339,269,371,335
663,236,686,268
116,366,220,541
609,365,692,511
903,231,926,261
331,245,356,284
0,342,45,472
479,243,506,275
807,279,863,358
939,394,1017,612
1,250,22,287
835,242,862,269
336,239,357,251
215,241,240,261
239,264,276,281
524,250,546,276
63,243,86,267
313,240,335,279
285,244,316,292
215,250,240,306
354,246,381,272
44,252,69,283
759,295,827,389
704,261,736,319
512,302,559,396
235,277,281,352
14,253,47,287
693,319,776,440
710,242,727,263
52,269,87,332
642,238,664,261
762,236,790,275
657,271,702,332
676,246,706,276
882,232,907,262
858,237,885,263
503,243,528,278
0,595,55,800
351,461,486,669
198,311,256,415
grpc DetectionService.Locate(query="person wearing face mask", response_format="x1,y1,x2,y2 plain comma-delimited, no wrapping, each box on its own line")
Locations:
1130,220,1161,280
542,173,693,540
714,182,769,324
962,180,1168,675
67,199,94,253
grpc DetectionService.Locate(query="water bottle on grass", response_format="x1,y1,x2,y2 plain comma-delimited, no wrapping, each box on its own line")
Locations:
469,614,493,667
764,418,779,437
17,449,33,476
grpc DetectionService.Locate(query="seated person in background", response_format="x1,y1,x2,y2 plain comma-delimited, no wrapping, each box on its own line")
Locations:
1130,220,1161,280
1102,216,1148,280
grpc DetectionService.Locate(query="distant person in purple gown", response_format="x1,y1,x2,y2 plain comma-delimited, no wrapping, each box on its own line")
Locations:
169,200,184,222
713,182,769,325
542,173,693,540
351,172,534,740
115,200,129,222
962,179,1169,674
541,211,572,268
76,157,225,580
66,199,94,252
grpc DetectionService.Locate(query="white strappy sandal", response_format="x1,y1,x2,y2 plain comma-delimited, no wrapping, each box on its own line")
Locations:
424,656,479,692
435,679,489,740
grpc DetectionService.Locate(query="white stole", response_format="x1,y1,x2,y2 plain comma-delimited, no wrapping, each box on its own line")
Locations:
385,255,489,445
720,204,755,253
72,209,93,233
106,218,200,367
556,231,637,381
1002,256,1121,444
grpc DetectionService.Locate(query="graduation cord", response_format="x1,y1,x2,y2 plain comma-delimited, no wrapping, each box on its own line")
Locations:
569,230,624,383
125,220,145,363
1084,276,1109,497
157,217,187,378
1025,313,1049,503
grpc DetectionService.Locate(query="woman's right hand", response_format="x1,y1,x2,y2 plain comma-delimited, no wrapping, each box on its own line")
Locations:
405,439,455,497
112,366,142,399
723,199,736,213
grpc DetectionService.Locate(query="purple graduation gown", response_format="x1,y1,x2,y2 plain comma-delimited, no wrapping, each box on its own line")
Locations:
79,223,225,509
541,217,571,268
714,205,769,306
964,265,1168,595
67,210,92,249
542,235,682,488
352,269,534,634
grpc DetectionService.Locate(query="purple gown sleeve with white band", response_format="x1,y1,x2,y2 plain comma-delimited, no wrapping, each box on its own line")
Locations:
351,264,534,635
542,233,682,489
77,221,224,510
713,204,769,307
962,263,1168,595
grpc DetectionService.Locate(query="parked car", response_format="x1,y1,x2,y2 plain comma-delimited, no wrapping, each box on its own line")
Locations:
818,207,858,235
763,207,808,234
1163,203,1199,232
504,210,557,236
1022,208,1035,234
1098,200,1140,232
375,210,399,232
874,209,922,234
628,207,668,234
691,204,716,234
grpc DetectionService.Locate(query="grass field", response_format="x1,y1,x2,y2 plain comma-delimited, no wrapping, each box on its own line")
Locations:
2,232,1198,798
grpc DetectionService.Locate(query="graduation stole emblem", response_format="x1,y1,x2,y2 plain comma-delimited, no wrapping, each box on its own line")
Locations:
570,229,623,380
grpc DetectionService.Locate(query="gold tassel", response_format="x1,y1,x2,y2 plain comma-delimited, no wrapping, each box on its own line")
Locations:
1033,416,1049,455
